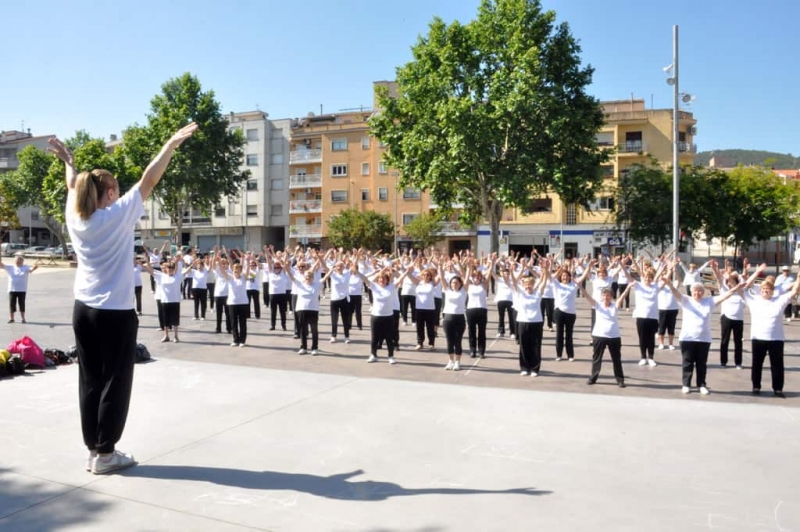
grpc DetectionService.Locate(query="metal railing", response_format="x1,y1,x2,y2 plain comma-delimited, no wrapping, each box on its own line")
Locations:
289,149,323,164
678,142,697,153
289,200,322,213
436,222,476,234
289,174,322,188
289,224,323,237
616,141,648,154
0,157,18,169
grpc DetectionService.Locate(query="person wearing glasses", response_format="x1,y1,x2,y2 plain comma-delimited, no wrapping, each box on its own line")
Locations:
264,246,290,331
49,122,197,475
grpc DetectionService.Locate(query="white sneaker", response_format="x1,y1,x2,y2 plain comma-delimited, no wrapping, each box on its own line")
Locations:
700,386,710,395
330,337,337,343
298,348,307,355
555,357,563,362
668,345,676,351
192,317,199,321
388,357,396,364
230,342,238,347
530,372,538,377
200,317,205,321
86,451,97,472
681,386,691,394
92,450,136,475
638,359,647,366
510,334,516,339
786,318,792,323
657,344,664,350
647,358,657,367
239,343,246,347
520,370,529,376
736,365,743,370
496,333,503,338
568,358,575,362
311,349,319,356
403,321,408,327
367,355,377,363
445,361,454,370
453,361,461,371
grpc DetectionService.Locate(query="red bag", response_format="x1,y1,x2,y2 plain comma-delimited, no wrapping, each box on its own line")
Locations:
8,336,45,368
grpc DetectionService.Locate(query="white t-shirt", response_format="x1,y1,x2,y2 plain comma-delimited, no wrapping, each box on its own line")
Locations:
514,290,543,323
466,283,488,310
245,268,260,291
632,283,659,320
192,268,208,290
743,290,794,341
133,264,142,288
213,268,230,297
294,281,322,312
494,276,513,303
552,279,578,314
369,282,394,317
678,295,714,343
348,270,364,296
590,274,612,301
592,302,620,338
66,185,145,309
4,264,32,292
657,281,680,311
227,275,249,305
719,283,744,321
154,270,183,303
415,282,436,310
328,271,351,302
268,270,290,294
443,288,467,315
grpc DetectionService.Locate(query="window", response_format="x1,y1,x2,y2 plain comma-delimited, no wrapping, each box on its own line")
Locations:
565,204,577,225
271,128,284,139
361,189,370,201
246,154,258,166
331,164,348,177
271,179,284,190
361,137,371,150
331,138,347,151
402,187,421,200
590,197,615,211
246,179,258,191
361,162,370,175
378,187,389,201
271,204,283,216
331,190,348,203
601,165,614,178
30,212,40,221
214,205,226,217
271,153,284,165
402,213,419,225
378,161,388,174
527,198,552,212
624,131,643,152
247,205,258,217
158,209,169,220
246,129,258,141
595,132,613,146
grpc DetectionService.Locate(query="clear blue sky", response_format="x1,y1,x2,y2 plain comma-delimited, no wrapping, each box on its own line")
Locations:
3,0,798,158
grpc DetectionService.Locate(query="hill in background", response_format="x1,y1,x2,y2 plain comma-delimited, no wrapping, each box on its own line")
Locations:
695,149,798,168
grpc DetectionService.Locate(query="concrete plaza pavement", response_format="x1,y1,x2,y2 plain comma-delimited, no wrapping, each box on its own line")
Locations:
1,267,799,531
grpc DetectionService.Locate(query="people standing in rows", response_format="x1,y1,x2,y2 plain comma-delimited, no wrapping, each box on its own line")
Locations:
439,261,467,370
711,262,744,369
405,257,439,350
264,247,290,331
1,252,37,323
678,258,711,296
50,122,198,474
213,254,232,334
191,259,208,321
218,252,251,347
741,263,800,397
506,259,550,377
245,257,261,320
551,260,589,362
578,282,626,388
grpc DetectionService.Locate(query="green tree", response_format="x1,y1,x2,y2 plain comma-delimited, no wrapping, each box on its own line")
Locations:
369,0,609,253
121,73,248,242
403,213,445,249
326,209,394,251
0,180,21,243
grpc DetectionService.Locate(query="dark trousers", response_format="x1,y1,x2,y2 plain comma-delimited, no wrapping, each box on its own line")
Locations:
155,299,164,330
681,341,710,387
215,297,231,333
150,274,156,292
192,288,207,318
443,314,466,355
497,300,515,335
751,339,784,392
247,289,261,319
719,316,743,366
617,284,629,309
230,304,248,344
554,309,576,359
416,308,436,346
401,295,416,324
262,282,270,307
370,315,394,357
785,298,795,319
589,336,624,383
270,293,288,329
9,291,26,313
517,321,543,373
658,309,678,336
466,307,487,355
392,309,400,348
73,301,137,454
540,298,554,329
297,310,319,350
635,317,659,359
348,294,363,329
292,294,299,335
182,277,193,299
330,298,351,338
207,283,215,309
134,286,142,314
287,290,294,312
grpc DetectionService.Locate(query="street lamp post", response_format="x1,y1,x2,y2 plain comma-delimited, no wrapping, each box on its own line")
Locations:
671,25,680,264
392,171,399,253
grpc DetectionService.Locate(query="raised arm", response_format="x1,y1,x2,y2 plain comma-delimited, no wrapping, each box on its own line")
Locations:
138,123,198,201
577,280,597,307
743,263,768,290
47,138,77,191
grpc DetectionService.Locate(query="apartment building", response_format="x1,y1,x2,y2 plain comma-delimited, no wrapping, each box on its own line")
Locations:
485,98,697,257
0,129,56,246
136,111,291,251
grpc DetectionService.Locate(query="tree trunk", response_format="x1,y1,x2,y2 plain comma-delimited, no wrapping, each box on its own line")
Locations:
486,199,504,255
42,214,66,256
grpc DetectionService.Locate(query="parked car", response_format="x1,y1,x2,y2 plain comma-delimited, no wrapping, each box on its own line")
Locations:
23,246,48,254
1,243,28,256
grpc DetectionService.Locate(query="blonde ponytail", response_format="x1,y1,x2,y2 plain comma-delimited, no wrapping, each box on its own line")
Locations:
74,170,117,220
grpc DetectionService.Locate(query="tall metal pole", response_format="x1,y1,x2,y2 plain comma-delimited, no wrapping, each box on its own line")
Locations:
672,25,680,264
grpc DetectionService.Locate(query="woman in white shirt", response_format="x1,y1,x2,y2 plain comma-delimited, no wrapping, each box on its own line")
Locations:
356,261,409,364
147,258,193,343
711,263,744,368
490,259,516,339
191,260,209,321
49,123,196,474
741,263,800,397
551,263,589,362
405,258,440,350
400,256,417,327
656,272,680,351
665,260,739,395
1,253,38,323
265,248,291,331
577,283,626,388
679,259,711,295
628,266,663,367
219,257,251,347
327,259,353,344
439,262,467,370
213,255,232,334
466,257,495,358
347,257,365,331
289,255,328,355
505,261,549,377
205,255,216,311
245,257,261,320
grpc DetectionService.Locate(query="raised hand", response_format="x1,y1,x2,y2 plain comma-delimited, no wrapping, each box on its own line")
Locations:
47,138,74,165
168,122,199,149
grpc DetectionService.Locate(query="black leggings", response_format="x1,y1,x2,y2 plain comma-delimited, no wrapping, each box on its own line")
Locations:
230,303,248,344
636,317,659,359
443,314,466,355
401,294,416,324
297,310,319,350
617,284,630,309
540,298,554,329
681,341,710,388
9,291,26,313
330,298,351,338
207,283,215,308
215,297,230,332
192,288,207,318
658,309,678,336
73,301,137,454
415,308,437,346
517,321,543,373
262,282,270,307
370,315,394,357
497,300,515,335
466,308,487,355
589,336,624,383
554,309,576,359
348,294,363,329
270,292,288,329
134,286,142,314
247,289,261,319
751,339,784,392
719,316,743,367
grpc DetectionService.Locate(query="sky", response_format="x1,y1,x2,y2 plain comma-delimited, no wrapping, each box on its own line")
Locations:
3,0,798,158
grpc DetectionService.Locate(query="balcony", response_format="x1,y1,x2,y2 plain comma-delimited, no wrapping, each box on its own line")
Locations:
289,174,322,189
181,217,213,226
616,141,648,154
678,142,697,154
435,221,476,236
289,224,323,238
0,156,18,169
289,149,322,164
289,200,322,214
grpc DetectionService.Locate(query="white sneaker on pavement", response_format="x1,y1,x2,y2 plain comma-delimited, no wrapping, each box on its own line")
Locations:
700,386,711,395
638,359,647,366
367,355,377,363
647,358,657,367
92,450,136,475
298,348,307,355
445,361,454,370
668,345,676,351
681,386,691,394
389,357,396,364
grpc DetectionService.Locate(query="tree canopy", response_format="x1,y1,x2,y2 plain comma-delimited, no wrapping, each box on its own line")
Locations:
403,213,446,249
369,0,608,252
326,209,394,251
